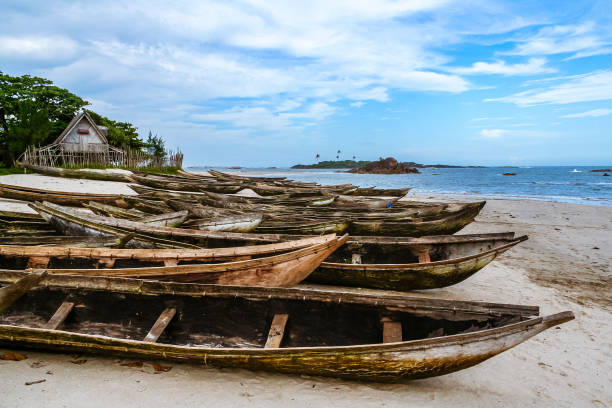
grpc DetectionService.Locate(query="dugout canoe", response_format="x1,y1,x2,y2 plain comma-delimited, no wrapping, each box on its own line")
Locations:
18,163,135,183
347,201,486,236
31,202,201,249
0,271,574,382
0,183,126,206
0,236,120,247
31,202,286,247
2,234,347,286
348,187,411,197
184,214,263,233
309,233,527,290
255,219,350,234
333,195,402,209
131,174,244,194
85,201,146,220
0,235,337,268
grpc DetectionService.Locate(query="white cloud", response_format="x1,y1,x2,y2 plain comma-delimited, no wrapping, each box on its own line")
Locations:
0,35,79,60
480,129,508,139
563,108,612,118
350,101,365,108
191,101,335,131
487,70,612,106
449,58,555,75
507,22,612,60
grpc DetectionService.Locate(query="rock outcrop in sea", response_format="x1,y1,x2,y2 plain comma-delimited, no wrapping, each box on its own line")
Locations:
348,157,419,174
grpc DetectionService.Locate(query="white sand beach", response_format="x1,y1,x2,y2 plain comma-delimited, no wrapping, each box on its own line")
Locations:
0,175,610,407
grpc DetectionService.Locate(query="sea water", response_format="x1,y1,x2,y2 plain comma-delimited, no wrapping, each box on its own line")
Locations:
189,166,612,206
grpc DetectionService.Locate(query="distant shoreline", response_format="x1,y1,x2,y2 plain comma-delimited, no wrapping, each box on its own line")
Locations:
290,160,489,169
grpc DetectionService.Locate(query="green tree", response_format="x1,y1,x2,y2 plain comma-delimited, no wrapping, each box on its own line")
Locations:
6,100,53,165
0,72,88,163
85,110,143,149
145,131,167,160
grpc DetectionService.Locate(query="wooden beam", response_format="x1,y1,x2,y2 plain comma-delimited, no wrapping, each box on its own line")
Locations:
44,301,74,330
0,270,47,313
381,317,402,343
264,313,289,348
143,307,176,343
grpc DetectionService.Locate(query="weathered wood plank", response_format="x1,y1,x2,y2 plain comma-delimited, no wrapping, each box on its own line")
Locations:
143,307,176,343
0,270,47,313
264,313,289,348
44,301,74,330
381,318,402,343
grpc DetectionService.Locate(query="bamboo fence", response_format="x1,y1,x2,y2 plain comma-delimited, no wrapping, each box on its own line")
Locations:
18,144,183,170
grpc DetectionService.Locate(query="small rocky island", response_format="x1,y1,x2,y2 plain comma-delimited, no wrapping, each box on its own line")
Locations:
348,157,420,174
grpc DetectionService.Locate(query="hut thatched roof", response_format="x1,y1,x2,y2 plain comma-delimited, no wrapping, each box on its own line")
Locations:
53,111,109,145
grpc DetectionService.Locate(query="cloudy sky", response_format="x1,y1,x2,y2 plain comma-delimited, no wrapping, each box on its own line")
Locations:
2,0,611,166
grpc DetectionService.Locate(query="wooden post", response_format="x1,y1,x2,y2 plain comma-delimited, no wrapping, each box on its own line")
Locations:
418,251,431,263
143,307,176,343
44,301,74,330
0,271,47,314
264,314,289,348
381,317,402,343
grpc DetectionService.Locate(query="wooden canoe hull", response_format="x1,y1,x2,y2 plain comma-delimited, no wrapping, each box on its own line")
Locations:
349,187,411,197
33,202,282,246
0,185,124,206
309,237,526,290
19,164,135,183
25,235,348,287
0,272,573,382
348,202,486,236
0,312,571,382
0,235,335,264
256,220,349,235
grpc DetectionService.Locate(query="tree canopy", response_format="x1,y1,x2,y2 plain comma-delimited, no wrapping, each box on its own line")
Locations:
0,72,88,164
85,110,144,150
0,71,157,166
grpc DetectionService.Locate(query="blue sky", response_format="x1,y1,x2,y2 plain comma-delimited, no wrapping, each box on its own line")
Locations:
1,0,611,166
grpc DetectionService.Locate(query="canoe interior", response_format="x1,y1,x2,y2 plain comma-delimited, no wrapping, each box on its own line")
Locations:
327,235,520,264
0,285,526,349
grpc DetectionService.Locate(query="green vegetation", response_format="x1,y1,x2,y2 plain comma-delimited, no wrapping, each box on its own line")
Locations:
0,71,172,168
85,110,143,150
292,160,372,169
0,72,88,165
0,167,28,176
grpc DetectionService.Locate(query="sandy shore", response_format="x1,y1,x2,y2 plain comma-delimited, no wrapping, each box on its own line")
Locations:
0,175,610,407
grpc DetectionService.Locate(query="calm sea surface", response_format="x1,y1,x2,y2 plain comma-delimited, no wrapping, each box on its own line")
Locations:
189,166,612,207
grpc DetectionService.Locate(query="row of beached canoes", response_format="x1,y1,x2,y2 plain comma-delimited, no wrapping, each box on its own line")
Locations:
0,166,573,382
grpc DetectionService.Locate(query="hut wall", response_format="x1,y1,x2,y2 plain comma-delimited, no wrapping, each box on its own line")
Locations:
60,121,107,153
